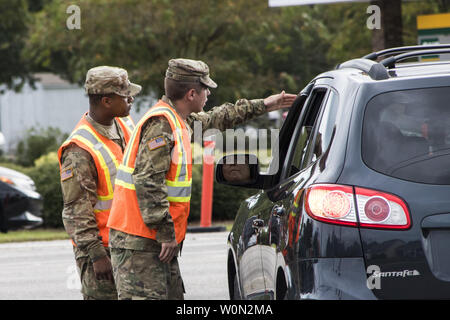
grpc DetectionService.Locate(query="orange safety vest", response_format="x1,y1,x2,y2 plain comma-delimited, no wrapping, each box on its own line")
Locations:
107,100,192,244
58,113,135,247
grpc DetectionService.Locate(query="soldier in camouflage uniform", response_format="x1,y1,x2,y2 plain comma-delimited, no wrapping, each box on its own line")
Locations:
108,59,296,300
59,66,141,300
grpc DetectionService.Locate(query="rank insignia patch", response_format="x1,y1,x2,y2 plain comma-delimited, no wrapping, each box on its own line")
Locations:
148,136,166,151
61,167,74,181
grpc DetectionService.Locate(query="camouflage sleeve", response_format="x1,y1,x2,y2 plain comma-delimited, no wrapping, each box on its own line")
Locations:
60,144,107,262
186,98,266,133
133,116,176,243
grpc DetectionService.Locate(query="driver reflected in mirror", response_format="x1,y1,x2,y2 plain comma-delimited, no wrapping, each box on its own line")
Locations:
222,162,251,183
219,154,258,185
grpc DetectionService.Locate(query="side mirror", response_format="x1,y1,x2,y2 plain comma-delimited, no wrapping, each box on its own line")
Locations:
215,154,260,188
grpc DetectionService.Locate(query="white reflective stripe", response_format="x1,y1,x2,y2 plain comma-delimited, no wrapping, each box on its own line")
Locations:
94,199,113,211
94,142,103,150
167,185,192,198
116,167,134,185
123,116,134,128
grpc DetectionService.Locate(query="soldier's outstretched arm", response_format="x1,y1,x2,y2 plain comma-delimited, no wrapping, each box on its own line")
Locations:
186,91,296,133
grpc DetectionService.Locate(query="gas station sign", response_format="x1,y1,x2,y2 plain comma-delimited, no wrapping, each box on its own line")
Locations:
417,13,450,61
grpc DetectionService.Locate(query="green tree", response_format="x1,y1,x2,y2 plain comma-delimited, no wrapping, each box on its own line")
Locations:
25,0,331,109
0,0,31,91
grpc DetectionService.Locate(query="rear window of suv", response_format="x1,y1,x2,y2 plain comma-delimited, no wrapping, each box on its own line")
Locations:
362,86,450,184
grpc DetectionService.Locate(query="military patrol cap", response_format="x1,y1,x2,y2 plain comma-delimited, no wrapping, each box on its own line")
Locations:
165,58,217,89
85,66,142,97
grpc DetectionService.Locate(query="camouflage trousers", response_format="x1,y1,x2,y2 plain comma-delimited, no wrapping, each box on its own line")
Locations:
110,247,184,300
74,249,118,300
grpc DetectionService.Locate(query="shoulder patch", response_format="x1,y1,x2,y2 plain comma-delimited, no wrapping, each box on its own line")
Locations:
60,167,74,182
148,136,167,151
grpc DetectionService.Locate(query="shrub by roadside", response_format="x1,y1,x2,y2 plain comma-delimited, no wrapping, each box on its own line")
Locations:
26,152,63,228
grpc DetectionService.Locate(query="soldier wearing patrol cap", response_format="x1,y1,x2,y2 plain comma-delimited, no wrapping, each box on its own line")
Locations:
107,58,296,300
58,66,141,300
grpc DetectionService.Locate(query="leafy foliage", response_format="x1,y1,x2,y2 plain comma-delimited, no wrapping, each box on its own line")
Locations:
26,152,63,228
15,127,68,167
24,0,333,109
0,0,31,92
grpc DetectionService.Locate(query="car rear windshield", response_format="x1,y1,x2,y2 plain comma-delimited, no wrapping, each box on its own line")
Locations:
362,86,450,184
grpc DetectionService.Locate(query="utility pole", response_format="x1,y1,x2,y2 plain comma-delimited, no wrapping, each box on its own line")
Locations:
370,0,403,52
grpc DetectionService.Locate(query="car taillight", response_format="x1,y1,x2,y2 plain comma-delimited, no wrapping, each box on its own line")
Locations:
355,186,411,229
305,184,411,230
305,184,358,226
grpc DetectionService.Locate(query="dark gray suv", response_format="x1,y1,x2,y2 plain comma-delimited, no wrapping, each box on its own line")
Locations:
216,45,450,299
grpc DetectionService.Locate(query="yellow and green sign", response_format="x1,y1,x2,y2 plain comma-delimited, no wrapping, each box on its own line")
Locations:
417,13,450,61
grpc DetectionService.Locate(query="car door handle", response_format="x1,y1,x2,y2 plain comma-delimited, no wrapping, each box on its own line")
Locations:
271,206,286,217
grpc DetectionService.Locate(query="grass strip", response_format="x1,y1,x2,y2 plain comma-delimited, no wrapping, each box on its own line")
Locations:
0,221,232,244
0,229,69,243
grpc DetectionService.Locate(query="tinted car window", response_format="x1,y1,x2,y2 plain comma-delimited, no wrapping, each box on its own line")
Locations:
302,90,339,168
288,89,327,176
362,86,450,184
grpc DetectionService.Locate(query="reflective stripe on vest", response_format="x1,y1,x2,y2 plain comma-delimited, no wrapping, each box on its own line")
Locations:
94,198,113,211
118,116,135,132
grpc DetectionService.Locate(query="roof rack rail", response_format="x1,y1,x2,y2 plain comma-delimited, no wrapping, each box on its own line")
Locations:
380,48,450,68
363,44,450,60
336,58,389,80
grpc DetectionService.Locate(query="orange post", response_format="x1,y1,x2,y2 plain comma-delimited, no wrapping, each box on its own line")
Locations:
200,140,215,227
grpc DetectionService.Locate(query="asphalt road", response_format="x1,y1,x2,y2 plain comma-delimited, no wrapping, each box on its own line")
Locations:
0,231,229,300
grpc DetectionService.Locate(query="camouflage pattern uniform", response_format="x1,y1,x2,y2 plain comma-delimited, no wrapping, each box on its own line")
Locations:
60,66,141,300
109,59,267,300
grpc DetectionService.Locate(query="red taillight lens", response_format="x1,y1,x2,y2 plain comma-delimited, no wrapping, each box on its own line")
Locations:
355,187,411,229
364,196,390,222
305,184,357,226
305,184,411,230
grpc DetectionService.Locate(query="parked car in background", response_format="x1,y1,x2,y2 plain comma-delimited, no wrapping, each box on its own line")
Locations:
217,45,450,300
0,166,43,232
